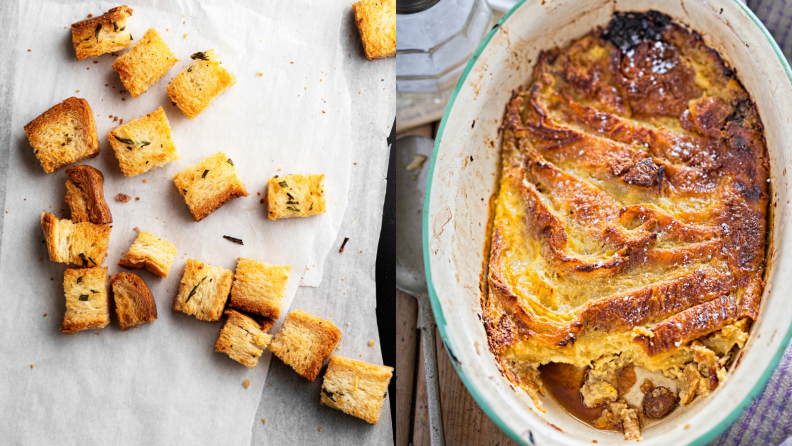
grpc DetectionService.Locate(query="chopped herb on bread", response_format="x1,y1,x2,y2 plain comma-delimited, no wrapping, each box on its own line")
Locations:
167,49,236,119
107,107,180,177
112,28,177,97
215,309,273,368
64,165,112,224
266,174,326,220
320,355,394,424
41,212,110,266
71,5,133,60
118,230,177,278
172,259,234,322
229,258,292,320
61,267,110,334
111,272,157,331
269,309,342,381
352,0,395,61
173,151,249,222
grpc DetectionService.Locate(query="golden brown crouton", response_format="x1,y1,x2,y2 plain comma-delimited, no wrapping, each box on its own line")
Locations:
173,152,249,222
41,212,110,266
64,165,112,224
269,309,342,381
112,28,177,97
167,49,236,119
118,230,177,278
266,174,325,220
172,259,234,322
215,309,273,368
352,0,395,60
320,355,393,424
111,272,157,331
24,97,100,174
71,6,133,60
107,107,180,177
61,267,110,334
229,258,292,320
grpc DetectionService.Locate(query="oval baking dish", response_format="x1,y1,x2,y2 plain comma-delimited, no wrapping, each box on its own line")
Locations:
422,0,792,445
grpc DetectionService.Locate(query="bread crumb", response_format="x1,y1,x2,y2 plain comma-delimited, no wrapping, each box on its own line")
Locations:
318,427,321,432
183,34,188,38
27,49,31,52
135,197,140,201
368,340,375,346
347,323,351,326
257,191,261,196
113,116,118,122
360,354,363,357
261,419,265,424
43,313,47,317
260,199,265,204
243,379,251,389
256,72,263,77
96,333,99,335
76,90,80,93
93,61,98,64
269,383,273,386
134,227,140,232
143,179,147,184
116,193,131,202
87,13,93,17
30,364,34,369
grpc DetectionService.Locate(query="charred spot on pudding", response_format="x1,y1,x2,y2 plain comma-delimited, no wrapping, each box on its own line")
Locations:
603,11,671,52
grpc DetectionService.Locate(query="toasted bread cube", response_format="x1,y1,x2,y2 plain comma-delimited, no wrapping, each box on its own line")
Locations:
352,0,395,61
62,267,110,334
215,309,273,368
229,258,292,320
107,107,180,177
270,309,342,381
172,259,234,322
259,317,276,332
24,97,100,174
111,272,157,331
320,356,394,424
173,152,249,222
167,50,236,119
267,174,326,220
71,5,133,60
118,230,177,278
64,165,112,224
41,212,110,266
112,28,177,97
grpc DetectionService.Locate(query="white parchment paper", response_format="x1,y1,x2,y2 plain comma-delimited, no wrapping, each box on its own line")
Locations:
0,1,394,445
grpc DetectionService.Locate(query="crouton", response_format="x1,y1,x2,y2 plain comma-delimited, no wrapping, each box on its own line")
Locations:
229,258,292,320
112,28,177,97
107,107,180,177
24,97,100,174
64,165,112,224
111,272,157,331
167,49,236,119
118,230,177,278
320,355,394,424
71,5,133,60
173,152,249,222
61,267,110,334
215,309,273,368
266,174,325,220
172,259,234,322
258,317,276,332
269,309,342,381
352,0,395,60
41,212,110,266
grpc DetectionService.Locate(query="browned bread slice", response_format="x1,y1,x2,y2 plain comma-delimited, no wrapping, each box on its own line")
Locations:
320,355,394,424
172,259,234,322
167,49,236,119
72,5,133,60
266,174,325,220
173,152,249,222
118,230,177,278
64,165,112,224
229,258,291,320
112,28,177,97
352,0,395,60
41,212,110,266
24,97,100,174
107,107,180,177
269,309,342,381
62,267,110,334
111,272,157,331
215,309,273,368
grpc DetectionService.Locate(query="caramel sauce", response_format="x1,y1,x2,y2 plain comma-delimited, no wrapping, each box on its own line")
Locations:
538,362,618,431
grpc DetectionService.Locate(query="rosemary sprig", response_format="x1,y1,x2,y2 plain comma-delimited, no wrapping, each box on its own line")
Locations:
79,294,89,301
186,276,208,303
223,235,244,245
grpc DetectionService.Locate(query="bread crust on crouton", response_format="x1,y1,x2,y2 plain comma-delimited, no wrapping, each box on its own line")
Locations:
64,165,112,224
173,152,249,222
229,258,291,320
215,309,273,368
167,49,236,119
24,97,100,174
72,5,133,60
111,272,157,331
118,230,177,278
61,267,110,334
41,212,110,266
172,259,234,322
270,309,342,381
266,174,326,220
352,0,395,61
107,107,180,177
112,28,177,97
320,355,394,424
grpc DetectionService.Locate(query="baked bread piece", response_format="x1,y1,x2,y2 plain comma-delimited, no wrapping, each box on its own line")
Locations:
61,267,110,334
351,0,395,60
229,258,292,320
111,272,157,331
172,259,234,322
71,5,133,60
269,309,342,381
173,152,249,222
107,107,180,177
24,97,100,174
266,174,325,220
118,230,177,278
64,165,112,224
112,28,177,98
215,309,273,368
320,355,394,424
167,49,236,119
41,212,110,266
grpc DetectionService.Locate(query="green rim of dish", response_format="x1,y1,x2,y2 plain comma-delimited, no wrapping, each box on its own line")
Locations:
421,0,792,445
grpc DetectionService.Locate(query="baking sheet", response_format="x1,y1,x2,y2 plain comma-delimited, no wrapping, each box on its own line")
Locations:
0,0,394,445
